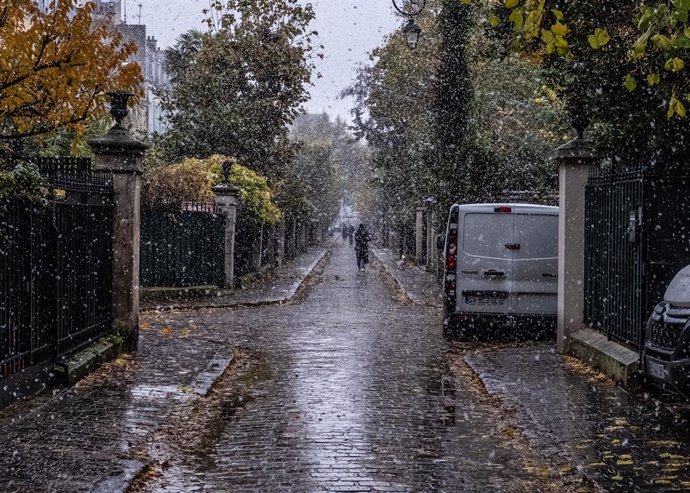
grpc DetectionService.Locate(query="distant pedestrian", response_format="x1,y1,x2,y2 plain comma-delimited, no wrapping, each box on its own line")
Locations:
341,226,348,242
348,224,355,246
355,224,371,272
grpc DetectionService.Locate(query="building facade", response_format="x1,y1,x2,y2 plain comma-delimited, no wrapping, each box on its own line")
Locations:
115,22,170,137
40,0,170,137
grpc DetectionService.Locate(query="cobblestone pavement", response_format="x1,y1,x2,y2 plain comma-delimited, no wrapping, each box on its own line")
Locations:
0,241,585,493
0,249,326,493
135,241,570,493
467,345,690,492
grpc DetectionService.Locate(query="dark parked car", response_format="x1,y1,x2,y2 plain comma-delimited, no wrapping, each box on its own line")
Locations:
643,265,690,397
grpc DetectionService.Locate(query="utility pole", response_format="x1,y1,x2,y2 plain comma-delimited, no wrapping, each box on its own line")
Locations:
137,3,142,24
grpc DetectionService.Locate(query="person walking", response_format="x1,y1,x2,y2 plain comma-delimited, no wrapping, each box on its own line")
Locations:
348,224,355,246
354,224,371,272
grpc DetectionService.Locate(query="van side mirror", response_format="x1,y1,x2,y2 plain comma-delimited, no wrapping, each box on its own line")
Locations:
436,234,446,251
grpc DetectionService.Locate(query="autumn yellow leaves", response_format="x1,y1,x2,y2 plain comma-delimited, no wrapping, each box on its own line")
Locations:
141,319,197,340
0,0,142,144
469,0,690,119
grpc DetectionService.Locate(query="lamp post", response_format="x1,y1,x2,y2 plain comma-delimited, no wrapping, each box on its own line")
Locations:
392,0,426,49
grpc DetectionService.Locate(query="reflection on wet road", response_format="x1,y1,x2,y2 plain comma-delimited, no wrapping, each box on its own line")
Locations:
141,242,540,492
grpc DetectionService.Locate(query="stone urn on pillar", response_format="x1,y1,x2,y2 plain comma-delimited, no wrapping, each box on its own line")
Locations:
88,92,149,352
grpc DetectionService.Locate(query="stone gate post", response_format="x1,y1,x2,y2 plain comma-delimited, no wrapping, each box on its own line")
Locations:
553,134,598,354
89,93,148,351
213,180,241,288
265,223,277,267
276,221,286,267
426,206,437,273
415,207,426,265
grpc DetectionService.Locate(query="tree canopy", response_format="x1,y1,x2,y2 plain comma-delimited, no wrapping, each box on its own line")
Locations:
143,154,281,224
345,0,565,232
280,113,362,226
0,0,142,148
158,0,321,172
487,0,690,166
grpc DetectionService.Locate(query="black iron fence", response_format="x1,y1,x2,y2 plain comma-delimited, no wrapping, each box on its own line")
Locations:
584,165,690,350
140,203,225,287
1,157,113,379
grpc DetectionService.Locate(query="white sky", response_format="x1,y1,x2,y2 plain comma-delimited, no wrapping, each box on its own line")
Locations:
129,0,401,122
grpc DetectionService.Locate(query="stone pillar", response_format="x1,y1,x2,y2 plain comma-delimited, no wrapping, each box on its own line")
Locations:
299,222,307,252
265,223,276,267
415,207,426,265
426,208,437,272
213,183,241,288
553,137,598,354
249,223,263,272
88,93,148,352
285,219,296,259
276,221,286,267
291,220,297,258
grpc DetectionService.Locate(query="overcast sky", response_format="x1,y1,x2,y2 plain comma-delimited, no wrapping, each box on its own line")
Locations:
130,0,401,122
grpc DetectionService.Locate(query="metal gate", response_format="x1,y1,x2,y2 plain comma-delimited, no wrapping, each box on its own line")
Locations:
1,157,113,378
584,166,690,350
141,203,225,287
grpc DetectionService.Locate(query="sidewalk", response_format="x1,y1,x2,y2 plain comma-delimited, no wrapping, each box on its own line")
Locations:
467,344,690,492
375,247,690,491
141,246,329,310
371,246,443,308
0,246,329,493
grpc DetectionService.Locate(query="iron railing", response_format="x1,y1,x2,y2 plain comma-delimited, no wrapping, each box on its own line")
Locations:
0,157,113,379
584,165,690,350
141,205,225,287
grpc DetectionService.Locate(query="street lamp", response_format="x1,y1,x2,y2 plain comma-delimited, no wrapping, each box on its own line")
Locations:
403,18,422,50
392,0,426,50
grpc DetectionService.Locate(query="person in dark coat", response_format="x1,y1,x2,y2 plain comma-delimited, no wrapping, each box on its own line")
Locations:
354,224,371,272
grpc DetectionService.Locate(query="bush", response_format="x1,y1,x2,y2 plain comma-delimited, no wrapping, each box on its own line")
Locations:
143,157,215,210
142,154,281,224
0,162,49,202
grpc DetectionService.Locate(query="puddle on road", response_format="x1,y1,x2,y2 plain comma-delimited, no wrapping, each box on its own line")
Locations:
130,384,187,402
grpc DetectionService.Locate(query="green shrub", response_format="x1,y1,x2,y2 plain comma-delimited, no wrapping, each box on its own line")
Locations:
0,162,49,202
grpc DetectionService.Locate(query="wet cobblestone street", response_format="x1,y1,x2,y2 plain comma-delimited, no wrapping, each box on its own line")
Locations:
0,242,587,493
135,242,554,492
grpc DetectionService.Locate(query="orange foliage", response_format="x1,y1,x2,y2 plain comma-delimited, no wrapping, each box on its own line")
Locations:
0,0,142,142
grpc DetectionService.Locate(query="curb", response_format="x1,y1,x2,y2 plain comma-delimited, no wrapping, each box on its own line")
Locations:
105,351,236,493
463,348,602,491
140,248,329,312
371,249,414,305
191,353,235,397
372,248,443,308
90,459,147,493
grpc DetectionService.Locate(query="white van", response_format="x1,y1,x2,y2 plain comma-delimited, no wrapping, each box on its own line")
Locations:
441,203,559,340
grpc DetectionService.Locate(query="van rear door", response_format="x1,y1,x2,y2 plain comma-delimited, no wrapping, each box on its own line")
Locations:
512,213,559,316
456,211,513,314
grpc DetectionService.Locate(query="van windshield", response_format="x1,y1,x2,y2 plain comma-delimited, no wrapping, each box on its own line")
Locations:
463,213,512,259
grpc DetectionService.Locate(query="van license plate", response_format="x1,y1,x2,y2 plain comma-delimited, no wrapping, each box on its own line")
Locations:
465,296,504,306
646,359,669,382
